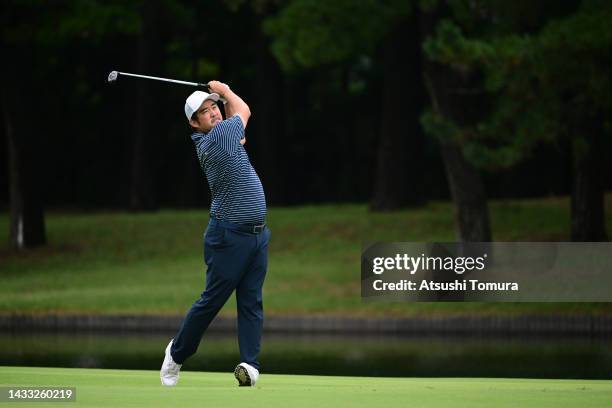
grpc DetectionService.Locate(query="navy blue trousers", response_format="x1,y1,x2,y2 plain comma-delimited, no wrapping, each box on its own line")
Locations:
171,219,270,370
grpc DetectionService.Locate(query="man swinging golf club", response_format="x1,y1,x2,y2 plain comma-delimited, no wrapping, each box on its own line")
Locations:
160,80,270,387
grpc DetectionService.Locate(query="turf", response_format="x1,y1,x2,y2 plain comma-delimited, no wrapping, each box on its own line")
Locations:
0,366,611,408
1,195,611,316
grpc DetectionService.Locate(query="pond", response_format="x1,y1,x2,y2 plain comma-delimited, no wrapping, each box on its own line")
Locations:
1,331,610,379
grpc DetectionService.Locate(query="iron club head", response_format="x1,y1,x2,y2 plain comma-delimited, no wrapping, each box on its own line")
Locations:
107,71,119,83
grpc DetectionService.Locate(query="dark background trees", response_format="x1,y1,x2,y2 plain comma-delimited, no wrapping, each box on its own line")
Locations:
422,0,611,240
1,0,610,247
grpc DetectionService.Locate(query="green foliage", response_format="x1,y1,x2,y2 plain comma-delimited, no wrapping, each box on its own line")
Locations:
1,0,141,47
51,0,141,43
263,0,411,72
421,0,612,170
420,110,460,144
224,0,282,14
165,40,220,80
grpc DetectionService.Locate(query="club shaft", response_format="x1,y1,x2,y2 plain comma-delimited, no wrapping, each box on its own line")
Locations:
117,71,207,88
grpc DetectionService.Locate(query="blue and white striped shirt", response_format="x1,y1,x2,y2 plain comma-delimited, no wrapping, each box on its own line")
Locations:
191,115,266,224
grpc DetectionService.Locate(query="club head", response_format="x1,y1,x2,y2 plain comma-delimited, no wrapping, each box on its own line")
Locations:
107,71,119,83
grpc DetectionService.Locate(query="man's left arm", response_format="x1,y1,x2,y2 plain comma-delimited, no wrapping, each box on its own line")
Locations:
209,81,248,146
222,100,245,145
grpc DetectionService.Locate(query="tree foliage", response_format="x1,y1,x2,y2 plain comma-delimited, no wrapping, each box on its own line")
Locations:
422,0,611,170
263,0,410,71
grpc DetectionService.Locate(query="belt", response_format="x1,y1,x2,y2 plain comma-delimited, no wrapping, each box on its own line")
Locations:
210,219,266,234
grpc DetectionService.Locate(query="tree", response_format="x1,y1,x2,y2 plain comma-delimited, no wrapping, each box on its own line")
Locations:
264,0,494,238
423,0,610,240
226,0,289,204
420,1,492,241
264,0,428,210
1,44,46,248
1,0,139,247
129,0,166,211
371,13,428,210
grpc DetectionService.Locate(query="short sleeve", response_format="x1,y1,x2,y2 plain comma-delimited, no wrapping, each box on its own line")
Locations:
190,133,207,164
208,115,244,153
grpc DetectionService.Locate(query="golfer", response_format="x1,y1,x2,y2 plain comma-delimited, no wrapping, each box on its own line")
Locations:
160,80,269,387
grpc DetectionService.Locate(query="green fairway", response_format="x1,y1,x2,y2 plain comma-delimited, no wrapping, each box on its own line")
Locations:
1,366,611,408
1,196,612,316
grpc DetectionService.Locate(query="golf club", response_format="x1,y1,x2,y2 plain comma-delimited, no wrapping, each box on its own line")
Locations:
107,70,227,104
107,70,210,89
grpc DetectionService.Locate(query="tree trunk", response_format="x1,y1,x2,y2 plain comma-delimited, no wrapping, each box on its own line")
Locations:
250,17,286,205
2,52,46,249
370,16,427,211
571,131,607,241
419,2,491,241
439,143,491,241
176,39,205,208
129,0,163,211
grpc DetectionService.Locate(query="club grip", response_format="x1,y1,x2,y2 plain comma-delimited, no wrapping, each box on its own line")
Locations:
198,82,227,104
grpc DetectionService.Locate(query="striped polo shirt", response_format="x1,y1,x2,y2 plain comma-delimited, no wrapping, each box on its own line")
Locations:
191,114,266,224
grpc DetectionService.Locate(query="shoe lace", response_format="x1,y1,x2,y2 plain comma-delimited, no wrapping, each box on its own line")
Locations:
167,360,181,374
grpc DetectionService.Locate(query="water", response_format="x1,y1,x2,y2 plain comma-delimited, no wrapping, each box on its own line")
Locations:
1,332,611,379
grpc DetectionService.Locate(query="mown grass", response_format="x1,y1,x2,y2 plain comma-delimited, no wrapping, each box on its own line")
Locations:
1,366,611,408
0,195,611,316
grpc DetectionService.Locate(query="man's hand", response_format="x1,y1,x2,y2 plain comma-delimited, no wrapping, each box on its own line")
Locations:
207,81,231,98
206,80,251,130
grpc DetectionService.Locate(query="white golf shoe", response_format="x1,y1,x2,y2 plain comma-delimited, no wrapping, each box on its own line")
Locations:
234,362,259,387
160,340,182,386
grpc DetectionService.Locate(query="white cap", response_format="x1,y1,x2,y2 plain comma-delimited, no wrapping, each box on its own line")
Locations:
185,90,220,120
